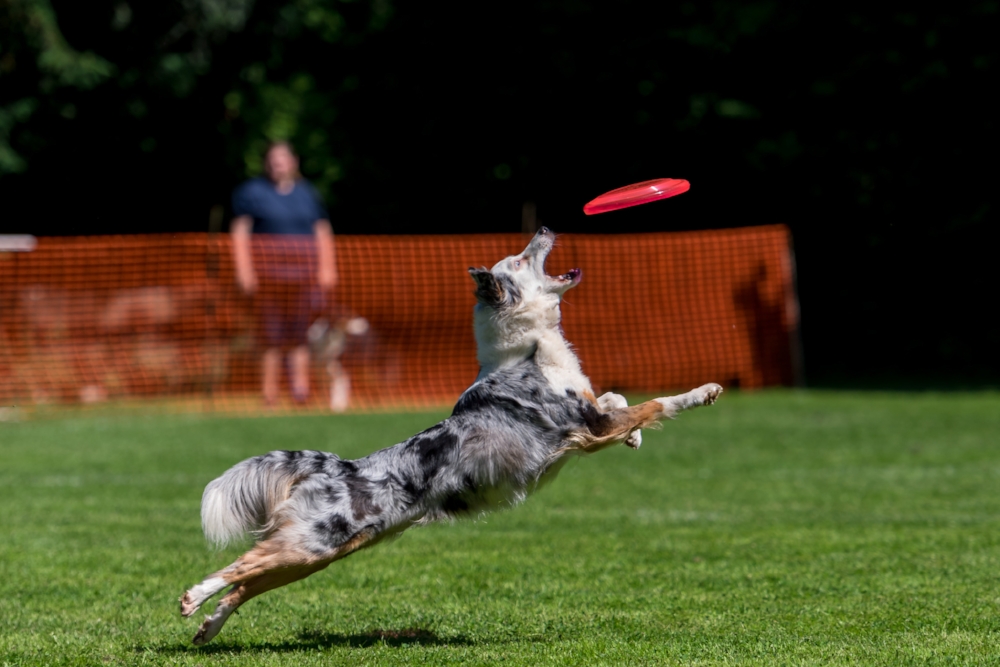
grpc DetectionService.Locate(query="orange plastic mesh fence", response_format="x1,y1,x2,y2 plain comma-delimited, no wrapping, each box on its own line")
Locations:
0,227,798,414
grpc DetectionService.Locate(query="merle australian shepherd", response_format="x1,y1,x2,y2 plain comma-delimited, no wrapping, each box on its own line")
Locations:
180,227,723,645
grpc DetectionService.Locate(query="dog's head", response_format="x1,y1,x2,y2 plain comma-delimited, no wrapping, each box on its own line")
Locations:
468,227,583,368
468,227,581,314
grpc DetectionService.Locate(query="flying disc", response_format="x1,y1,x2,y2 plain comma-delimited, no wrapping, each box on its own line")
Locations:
583,178,690,215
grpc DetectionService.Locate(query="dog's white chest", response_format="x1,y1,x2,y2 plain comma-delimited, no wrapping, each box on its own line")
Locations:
534,332,593,396
539,364,593,397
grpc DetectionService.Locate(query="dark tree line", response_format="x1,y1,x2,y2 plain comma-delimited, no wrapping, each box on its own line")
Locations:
1,0,997,384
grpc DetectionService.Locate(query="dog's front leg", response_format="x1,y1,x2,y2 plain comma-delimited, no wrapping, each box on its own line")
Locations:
655,383,723,416
584,384,723,451
597,392,642,449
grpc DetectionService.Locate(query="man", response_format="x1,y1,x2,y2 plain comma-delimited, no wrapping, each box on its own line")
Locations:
230,141,337,406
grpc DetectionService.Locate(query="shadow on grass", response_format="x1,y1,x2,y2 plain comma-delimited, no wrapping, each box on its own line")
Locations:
145,627,474,654
297,627,474,648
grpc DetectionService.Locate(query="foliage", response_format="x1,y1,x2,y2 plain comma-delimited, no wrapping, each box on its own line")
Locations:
0,0,114,172
0,0,390,193
1,390,999,665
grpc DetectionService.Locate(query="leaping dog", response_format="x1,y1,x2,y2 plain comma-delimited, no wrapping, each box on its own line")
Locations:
180,227,722,645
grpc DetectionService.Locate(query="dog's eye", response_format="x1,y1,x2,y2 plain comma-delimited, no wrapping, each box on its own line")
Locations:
514,260,521,268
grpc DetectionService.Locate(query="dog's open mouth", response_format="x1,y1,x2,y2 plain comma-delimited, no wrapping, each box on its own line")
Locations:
556,268,582,285
526,228,581,289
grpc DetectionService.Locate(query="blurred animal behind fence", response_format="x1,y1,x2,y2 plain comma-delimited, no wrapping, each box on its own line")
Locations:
307,314,372,412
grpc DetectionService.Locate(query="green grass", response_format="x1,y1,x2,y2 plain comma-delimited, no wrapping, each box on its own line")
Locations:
2,390,999,666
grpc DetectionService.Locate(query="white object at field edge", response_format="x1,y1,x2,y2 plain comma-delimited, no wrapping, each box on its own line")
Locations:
0,235,37,252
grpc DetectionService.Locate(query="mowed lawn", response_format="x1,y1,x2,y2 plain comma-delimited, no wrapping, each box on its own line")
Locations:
1,390,999,666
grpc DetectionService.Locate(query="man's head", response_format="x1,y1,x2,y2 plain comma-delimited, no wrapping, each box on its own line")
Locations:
263,142,301,183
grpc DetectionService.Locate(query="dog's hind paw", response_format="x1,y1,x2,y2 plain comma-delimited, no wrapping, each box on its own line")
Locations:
699,383,723,406
192,619,214,646
179,592,199,618
191,599,237,646
180,576,227,617
192,613,225,646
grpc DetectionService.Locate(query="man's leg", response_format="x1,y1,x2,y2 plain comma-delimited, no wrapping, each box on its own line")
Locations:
262,348,281,406
290,345,310,403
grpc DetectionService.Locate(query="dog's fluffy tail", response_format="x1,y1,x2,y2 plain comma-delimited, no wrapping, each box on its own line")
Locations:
201,450,328,548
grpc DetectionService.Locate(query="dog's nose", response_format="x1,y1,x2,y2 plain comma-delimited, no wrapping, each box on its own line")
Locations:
537,226,552,237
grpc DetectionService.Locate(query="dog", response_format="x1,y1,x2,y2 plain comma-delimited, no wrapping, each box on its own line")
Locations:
179,227,722,645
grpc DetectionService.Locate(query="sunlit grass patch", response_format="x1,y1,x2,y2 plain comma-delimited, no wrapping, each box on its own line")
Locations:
2,390,999,665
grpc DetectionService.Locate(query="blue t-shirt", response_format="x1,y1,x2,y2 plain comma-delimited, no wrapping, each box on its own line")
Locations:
232,177,328,235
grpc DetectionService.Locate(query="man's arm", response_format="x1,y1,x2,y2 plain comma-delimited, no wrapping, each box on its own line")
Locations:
231,215,257,294
314,219,337,290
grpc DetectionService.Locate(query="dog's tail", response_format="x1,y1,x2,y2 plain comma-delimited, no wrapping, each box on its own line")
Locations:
200,450,331,548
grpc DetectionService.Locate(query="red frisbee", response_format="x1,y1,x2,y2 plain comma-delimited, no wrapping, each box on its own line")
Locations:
583,178,690,215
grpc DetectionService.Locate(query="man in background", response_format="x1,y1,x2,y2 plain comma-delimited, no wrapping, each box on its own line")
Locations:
230,141,337,406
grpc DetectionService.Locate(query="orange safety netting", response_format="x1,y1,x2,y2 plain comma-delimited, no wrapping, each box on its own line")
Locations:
0,227,799,415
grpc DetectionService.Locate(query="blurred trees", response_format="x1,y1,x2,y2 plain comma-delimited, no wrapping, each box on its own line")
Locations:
0,0,996,382
0,0,114,172
1,0,390,218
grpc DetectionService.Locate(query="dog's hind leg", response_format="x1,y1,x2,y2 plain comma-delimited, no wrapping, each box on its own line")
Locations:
192,561,329,646
180,535,317,619
185,527,379,645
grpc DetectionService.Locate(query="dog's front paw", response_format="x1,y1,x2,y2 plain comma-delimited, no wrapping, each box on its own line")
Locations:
597,391,628,411
624,429,642,449
699,383,723,406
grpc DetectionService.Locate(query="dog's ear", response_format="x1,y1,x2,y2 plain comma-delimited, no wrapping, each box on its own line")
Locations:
469,267,507,308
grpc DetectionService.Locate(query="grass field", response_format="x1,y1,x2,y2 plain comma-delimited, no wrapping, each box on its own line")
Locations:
2,390,999,666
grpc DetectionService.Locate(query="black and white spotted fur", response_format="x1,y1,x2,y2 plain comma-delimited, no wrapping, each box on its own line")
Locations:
180,227,722,645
